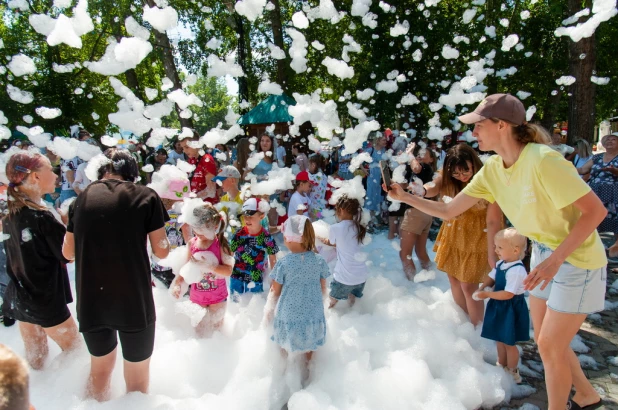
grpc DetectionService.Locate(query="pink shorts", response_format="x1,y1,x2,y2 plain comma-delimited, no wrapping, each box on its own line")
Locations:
190,278,228,306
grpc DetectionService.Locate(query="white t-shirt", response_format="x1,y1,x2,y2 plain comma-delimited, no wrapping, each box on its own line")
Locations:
168,150,185,165
329,220,368,285
72,162,91,191
288,191,310,217
488,260,527,295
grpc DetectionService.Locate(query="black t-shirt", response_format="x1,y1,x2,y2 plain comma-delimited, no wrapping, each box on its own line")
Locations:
395,163,436,214
2,207,72,326
405,163,435,185
67,179,168,332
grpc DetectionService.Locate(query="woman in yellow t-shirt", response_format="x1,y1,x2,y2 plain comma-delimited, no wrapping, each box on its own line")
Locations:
387,94,606,410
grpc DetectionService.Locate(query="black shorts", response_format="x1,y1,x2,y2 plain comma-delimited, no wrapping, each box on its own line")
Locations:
152,268,175,288
82,322,155,362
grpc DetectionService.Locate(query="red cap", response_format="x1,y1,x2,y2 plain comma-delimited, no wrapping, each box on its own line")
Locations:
296,171,317,185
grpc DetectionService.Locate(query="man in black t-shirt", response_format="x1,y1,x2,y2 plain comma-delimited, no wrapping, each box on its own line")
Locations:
63,148,169,401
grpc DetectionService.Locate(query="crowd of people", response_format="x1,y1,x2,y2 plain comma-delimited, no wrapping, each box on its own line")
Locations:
0,93,615,410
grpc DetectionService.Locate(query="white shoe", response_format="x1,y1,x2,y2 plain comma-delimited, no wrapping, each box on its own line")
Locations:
507,367,522,384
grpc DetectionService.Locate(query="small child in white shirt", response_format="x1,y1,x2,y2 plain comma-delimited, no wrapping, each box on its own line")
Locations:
474,228,530,384
287,171,315,217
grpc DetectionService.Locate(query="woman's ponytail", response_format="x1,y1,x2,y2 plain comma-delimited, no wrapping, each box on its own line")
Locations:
513,123,552,145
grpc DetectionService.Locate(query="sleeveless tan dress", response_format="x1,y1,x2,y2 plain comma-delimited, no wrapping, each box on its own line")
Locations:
433,201,491,283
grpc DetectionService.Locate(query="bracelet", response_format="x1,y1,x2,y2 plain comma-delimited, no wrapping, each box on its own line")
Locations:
421,187,427,197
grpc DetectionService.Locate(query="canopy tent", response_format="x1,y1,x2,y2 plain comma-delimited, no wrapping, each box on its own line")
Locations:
237,94,313,166
238,94,296,126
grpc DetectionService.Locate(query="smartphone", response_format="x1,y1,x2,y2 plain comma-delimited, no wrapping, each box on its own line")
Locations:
380,160,392,190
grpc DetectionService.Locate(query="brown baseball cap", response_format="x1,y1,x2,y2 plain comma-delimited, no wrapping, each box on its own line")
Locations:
458,93,526,125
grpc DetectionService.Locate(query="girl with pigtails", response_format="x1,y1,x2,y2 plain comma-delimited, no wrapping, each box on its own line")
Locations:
319,195,368,308
170,200,235,337
2,151,80,370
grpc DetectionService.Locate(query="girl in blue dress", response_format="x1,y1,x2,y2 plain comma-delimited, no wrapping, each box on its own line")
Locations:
265,215,329,365
475,228,530,384
365,134,387,216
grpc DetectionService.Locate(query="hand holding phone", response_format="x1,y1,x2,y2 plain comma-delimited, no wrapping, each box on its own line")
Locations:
380,161,392,190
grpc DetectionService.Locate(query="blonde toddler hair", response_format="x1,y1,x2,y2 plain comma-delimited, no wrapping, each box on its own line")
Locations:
495,228,527,259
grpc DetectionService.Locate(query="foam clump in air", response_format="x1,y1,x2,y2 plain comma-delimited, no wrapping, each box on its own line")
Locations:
591,76,610,85
206,54,245,77
258,78,284,95
7,54,36,77
7,84,34,104
249,166,295,196
501,34,519,51
142,5,179,33
292,11,309,28
235,0,267,22
28,0,94,48
321,57,354,79
288,91,340,139
287,28,309,73
390,20,410,37
442,44,460,59
555,0,617,42
86,37,153,75
35,107,62,119
556,75,576,86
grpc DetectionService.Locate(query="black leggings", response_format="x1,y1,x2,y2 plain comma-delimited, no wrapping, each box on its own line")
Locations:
83,322,155,362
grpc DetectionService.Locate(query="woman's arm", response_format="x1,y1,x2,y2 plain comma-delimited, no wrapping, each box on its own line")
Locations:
577,158,594,175
485,202,504,268
149,227,171,259
523,191,607,290
386,183,480,220
62,232,75,261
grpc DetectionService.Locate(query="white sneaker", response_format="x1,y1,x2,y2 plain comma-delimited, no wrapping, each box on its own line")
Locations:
507,367,522,384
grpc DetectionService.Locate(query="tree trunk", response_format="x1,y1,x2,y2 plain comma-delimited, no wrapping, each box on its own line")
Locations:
235,14,250,110
270,0,287,91
144,0,193,128
566,0,596,145
539,88,561,132
124,69,143,101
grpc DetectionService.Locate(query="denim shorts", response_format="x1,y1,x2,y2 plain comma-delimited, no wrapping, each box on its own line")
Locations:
529,242,606,314
330,279,365,300
230,277,264,295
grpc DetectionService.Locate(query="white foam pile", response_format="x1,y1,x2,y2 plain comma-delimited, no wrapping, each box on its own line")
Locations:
1,229,525,410
142,4,179,33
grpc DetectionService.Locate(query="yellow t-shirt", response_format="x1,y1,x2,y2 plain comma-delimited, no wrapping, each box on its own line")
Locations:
463,143,606,270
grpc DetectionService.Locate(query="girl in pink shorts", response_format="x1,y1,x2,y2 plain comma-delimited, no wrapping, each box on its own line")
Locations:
171,201,235,337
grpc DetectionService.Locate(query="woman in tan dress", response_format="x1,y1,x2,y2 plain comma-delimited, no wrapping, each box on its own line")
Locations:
419,144,504,325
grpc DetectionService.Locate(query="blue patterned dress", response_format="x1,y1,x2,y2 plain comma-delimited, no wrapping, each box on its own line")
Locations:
589,153,618,234
271,252,329,352
365,147,386,212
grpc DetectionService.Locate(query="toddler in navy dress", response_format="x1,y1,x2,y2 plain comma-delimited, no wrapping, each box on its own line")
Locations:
474,228,530,384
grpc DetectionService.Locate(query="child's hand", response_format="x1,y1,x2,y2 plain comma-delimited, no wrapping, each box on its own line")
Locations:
473,290,488,300
170,276,184,299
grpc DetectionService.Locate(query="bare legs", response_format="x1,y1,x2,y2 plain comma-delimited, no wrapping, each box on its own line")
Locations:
400,230,431,280
496,342,519,369
86,348,151,402
196,302,226,338
18,316,80,370
447,276,484,326
328,296,356,308
529,296,600,409
388,216,401,240
608,233,618,258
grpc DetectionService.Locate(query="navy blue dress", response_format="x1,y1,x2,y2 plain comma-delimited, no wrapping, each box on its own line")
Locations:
481,261,530,346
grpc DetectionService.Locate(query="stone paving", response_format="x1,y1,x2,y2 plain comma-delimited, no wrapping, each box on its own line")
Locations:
497,234,618,410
